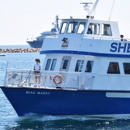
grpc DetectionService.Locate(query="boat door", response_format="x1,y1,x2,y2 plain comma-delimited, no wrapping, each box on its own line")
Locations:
60,56,71,72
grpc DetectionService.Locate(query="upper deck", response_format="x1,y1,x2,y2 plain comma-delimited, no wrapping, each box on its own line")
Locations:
40,17,130,58
58,18,120,38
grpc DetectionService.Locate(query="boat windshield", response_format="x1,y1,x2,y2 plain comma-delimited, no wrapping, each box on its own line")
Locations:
60,21,86,34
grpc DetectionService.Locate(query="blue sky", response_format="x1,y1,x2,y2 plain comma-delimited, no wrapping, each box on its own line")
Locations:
0,0,130,45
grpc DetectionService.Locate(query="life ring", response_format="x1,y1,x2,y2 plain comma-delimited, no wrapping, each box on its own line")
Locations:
53,74,63,84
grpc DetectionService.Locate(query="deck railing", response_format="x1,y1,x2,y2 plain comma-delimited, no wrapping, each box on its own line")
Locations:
84,36,129,41
5,69,95,90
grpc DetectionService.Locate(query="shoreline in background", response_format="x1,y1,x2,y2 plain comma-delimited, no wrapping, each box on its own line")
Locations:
0,48,41,53
0,45,41,53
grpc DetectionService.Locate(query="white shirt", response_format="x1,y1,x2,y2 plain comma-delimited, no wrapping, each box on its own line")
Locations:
34,63,41,71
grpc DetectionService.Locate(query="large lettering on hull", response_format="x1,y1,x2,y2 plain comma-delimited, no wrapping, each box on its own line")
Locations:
110,42,130,53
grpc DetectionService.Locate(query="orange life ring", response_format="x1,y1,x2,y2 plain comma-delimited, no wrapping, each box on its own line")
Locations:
53,74,63,84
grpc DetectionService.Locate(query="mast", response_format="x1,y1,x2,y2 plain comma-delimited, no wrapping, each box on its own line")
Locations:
52,15,59,31
55,15,59,30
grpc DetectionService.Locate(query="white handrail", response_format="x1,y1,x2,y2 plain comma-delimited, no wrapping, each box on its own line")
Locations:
5,69,95,90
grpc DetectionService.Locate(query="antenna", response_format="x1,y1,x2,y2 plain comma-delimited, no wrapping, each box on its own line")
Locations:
55,15,59,30
81,0,99,19
109,0,115,21
53,15,59,30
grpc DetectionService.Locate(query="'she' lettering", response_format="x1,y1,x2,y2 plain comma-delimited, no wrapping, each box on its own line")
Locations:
118,43,127,52
110,42,117,52
127,43,130,53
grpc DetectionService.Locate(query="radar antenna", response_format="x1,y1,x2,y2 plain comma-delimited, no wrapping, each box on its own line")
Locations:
81,0,99,19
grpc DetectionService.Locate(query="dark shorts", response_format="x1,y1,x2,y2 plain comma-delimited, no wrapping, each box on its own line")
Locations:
34,71,40,75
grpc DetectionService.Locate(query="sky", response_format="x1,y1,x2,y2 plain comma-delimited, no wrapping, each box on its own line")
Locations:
0,0,130,45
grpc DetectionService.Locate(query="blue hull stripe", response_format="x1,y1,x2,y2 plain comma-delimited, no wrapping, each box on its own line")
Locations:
40,50,130,58
2,87,130,116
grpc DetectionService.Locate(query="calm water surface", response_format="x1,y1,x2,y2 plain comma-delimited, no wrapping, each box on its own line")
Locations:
0,51,130,130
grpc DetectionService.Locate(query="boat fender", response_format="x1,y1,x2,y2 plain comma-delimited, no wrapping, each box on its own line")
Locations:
53,74,63,84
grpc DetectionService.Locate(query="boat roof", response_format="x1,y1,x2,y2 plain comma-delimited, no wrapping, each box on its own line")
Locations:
60,18,118,23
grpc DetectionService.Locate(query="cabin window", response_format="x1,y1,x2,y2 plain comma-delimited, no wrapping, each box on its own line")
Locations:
60,56,71,71
50,59,57,71
77,22,86,34
60,22,67,34
102,24,112,36
45,59,51,70
62,60,68,69
75,60,84,72
107,62,120,74
67,22,78,33
87,23,100,35
85,61,94,72
123,63,130,74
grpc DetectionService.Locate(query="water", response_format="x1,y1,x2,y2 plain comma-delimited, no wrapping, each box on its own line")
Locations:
1,47,130,129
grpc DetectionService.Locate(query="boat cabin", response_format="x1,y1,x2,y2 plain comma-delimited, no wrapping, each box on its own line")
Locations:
59,18,120,38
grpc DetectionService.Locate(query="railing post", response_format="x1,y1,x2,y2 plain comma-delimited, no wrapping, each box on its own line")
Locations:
5,72,8,87
78,74,80,89
4,61,8,87
20,72,23,83
43,72,47,88
64,73,66,89
11,72,14,86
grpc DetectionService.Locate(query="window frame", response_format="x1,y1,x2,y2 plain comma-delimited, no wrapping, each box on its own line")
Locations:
45,59,51,70
67,21,78,34
60,22,68,34
101,24,112,36
107,62,120,74
50,59,57,71
123,63,130,74
62,60,69,69
87,23,100,35
85,61,94,73
77,22,86,34
75,60,84,72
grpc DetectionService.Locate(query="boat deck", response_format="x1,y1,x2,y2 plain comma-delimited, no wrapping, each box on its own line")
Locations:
3,69,95,90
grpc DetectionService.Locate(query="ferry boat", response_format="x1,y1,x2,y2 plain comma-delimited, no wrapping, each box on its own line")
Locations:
26,16,59,48
1,0,130,117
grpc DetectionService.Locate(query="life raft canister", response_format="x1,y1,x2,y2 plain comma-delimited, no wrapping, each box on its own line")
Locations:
53,74,63,84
